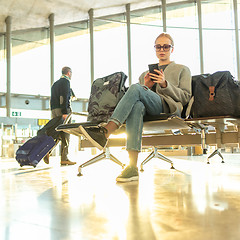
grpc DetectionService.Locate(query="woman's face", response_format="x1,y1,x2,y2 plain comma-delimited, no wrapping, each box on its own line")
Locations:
155,36,174,62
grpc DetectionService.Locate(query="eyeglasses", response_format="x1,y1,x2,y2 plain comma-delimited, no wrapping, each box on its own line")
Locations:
154,44,172,52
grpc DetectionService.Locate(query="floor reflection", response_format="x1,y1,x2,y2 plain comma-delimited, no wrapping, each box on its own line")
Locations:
1,152,240,240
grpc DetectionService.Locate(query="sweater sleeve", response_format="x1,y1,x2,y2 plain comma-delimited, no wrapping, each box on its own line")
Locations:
157,64,192,106
138,70,148,85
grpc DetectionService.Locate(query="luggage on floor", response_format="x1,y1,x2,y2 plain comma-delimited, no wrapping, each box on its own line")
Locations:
16,135,56,167
191,71,240,118
87,71,128,123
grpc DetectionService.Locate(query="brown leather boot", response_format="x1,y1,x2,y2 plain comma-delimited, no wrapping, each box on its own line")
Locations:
61,159,76,166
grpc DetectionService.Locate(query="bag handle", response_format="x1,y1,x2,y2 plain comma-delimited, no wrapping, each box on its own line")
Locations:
209,86,215,101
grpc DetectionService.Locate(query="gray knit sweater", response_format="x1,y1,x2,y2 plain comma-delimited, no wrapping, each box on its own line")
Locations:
139,61,192,117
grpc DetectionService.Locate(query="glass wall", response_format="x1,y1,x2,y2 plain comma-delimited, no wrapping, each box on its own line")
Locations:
0,0,239,107
93,15,128,82
201,0,237,77
11,28,50,95
239,0,240,29
166,2,200,75
55,21,90,99
0,34,6,117
131,6,163,83
0,34,6,92
238,0,240,75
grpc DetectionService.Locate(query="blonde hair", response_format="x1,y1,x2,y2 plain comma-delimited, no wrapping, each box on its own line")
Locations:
155,33,174,46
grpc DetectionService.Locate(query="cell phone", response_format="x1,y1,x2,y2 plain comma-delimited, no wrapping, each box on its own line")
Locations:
148,63,159,81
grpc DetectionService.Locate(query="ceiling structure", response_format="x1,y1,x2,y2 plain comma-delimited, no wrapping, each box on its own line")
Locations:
0,0,188,33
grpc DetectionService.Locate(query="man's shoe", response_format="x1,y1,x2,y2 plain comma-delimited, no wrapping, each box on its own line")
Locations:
116,165,139,182
79,126,108,150
43,153,49,164
61,159,76,166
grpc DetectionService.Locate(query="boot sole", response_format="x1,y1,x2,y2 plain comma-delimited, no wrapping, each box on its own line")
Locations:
61,163,76,166
61,162,76,166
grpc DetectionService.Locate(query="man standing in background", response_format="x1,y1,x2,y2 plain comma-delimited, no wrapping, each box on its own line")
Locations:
46,66,76,165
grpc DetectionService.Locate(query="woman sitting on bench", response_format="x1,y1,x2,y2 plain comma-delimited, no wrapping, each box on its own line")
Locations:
80,32,192,182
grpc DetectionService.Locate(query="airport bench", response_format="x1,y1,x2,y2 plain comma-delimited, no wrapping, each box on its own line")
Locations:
56,113,240,176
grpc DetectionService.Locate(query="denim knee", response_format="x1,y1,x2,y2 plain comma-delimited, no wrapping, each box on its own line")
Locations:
128,83,144,94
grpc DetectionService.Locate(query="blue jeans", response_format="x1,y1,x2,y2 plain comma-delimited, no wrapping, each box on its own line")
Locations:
109,83,163,152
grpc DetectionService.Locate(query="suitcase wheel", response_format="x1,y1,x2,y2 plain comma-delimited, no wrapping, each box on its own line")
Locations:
32,160,38,168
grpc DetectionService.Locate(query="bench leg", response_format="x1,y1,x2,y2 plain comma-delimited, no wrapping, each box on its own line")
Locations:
140,147,174,171
207,149,225,164
77,147,125,176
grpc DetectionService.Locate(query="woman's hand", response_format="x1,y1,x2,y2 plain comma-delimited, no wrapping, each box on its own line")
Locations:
144,72,155,88
149,69,167,88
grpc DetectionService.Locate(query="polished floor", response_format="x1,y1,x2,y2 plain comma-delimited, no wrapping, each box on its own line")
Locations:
1,148,240,240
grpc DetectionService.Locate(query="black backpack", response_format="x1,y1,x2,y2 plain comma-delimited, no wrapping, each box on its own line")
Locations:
191,71,240,118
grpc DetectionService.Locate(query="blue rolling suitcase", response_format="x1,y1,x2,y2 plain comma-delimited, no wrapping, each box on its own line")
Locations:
16,135,56,167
